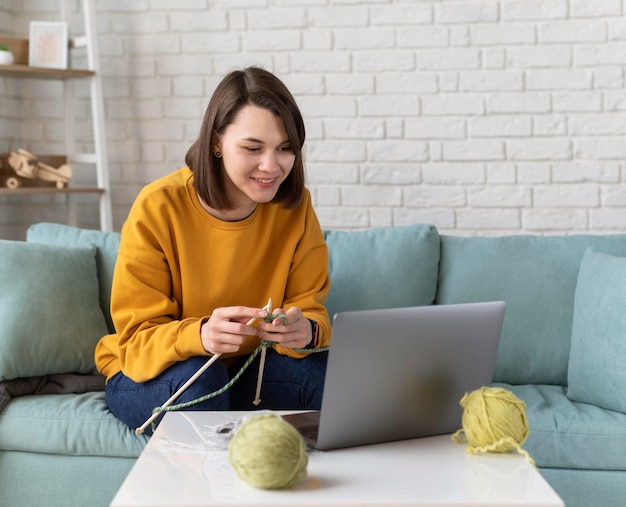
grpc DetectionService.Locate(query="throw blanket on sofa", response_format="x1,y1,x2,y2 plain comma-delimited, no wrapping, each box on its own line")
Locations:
0,374,105,413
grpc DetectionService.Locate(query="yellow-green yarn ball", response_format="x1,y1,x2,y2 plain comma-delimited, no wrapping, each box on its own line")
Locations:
457,386,530,454
228,413,308,489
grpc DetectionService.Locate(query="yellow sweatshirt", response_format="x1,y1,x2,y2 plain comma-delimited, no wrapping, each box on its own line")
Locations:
95,168,331,382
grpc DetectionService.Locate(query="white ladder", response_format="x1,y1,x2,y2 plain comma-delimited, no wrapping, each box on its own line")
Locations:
61,0,112,231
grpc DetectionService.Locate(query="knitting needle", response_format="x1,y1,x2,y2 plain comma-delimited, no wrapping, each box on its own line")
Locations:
253,310,288,405
135,298,272,435
252,346,267,406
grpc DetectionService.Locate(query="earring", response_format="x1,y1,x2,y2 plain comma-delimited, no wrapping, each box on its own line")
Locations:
215,151,221,158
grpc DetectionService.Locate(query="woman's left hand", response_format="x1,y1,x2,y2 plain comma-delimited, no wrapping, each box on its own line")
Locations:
256,306,312,349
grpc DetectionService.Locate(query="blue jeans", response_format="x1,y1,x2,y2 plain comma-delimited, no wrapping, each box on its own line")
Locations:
105,349,328,435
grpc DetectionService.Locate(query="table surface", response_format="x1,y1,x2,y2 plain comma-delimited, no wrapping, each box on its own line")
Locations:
111,411,564,507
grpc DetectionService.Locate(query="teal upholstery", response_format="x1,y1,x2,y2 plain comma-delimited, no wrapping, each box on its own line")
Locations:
27,222,120,334
0,451,136,507
324,224,440,319
437,234,626,385
499,383,626,470
0,392,147,457
3,222,626,507
568,249,626,413
541,468,626,507
0,240,109,381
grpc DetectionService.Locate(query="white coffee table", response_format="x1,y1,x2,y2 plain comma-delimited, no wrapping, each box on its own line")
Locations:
111,411,564,507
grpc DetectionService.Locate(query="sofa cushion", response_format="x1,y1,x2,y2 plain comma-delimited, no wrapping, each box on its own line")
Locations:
0,392,148,457
1,451,136,507
437,234,626,385
498,383,626,471
323,224,440,319
567,249,626,413
0,240,110,381
27,222,121,334
540,468,626,507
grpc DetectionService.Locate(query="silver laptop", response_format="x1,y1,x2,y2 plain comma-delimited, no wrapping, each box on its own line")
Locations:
284,301,505,450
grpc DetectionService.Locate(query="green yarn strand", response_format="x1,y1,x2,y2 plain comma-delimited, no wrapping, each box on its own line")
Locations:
149,336,329,432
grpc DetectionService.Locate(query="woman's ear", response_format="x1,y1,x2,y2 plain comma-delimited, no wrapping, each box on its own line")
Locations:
211,130,222,156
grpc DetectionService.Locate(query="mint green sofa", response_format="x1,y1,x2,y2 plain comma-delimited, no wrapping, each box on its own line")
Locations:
2,222,626,507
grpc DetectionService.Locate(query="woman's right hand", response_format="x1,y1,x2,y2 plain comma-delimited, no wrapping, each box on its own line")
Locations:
200,306,268,355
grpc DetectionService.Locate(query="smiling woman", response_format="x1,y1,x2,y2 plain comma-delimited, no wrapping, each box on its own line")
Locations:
94,67,331,435
187,66,306,215
201,104,296,222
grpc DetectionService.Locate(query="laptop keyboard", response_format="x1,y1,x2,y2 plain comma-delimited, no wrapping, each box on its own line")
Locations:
296,424,319,442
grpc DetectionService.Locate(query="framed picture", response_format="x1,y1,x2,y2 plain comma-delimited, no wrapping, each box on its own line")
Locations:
29,21,68,69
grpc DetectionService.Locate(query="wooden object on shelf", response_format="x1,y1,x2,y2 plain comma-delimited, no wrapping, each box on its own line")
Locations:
6,149,72,189
0,153,102,194
1,152,56,189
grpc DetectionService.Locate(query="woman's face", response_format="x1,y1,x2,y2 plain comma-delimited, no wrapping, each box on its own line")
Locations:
212,104,296,219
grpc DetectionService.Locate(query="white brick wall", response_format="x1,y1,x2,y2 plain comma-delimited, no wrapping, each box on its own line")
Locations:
2,0,626,237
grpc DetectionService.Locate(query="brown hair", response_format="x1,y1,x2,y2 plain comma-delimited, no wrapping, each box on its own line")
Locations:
185,67,306,210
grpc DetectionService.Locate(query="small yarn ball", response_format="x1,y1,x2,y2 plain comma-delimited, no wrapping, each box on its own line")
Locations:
452,386,534,463
228,412,308,489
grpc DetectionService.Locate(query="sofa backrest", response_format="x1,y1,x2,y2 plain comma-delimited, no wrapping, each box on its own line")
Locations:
26,222,442,340
323,224,440,320
30,222,626,388
437,233,626,386
27,222,120,334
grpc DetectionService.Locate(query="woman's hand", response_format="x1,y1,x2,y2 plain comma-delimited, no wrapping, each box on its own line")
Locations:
257,306,312,349
200,306,268,355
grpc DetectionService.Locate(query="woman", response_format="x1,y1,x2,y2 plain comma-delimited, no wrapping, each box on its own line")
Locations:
95,67,331,434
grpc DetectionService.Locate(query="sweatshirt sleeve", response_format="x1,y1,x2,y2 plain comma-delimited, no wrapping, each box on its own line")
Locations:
107,204,208,382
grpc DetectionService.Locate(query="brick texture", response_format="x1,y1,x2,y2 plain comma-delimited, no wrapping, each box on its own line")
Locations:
2,0,626,237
